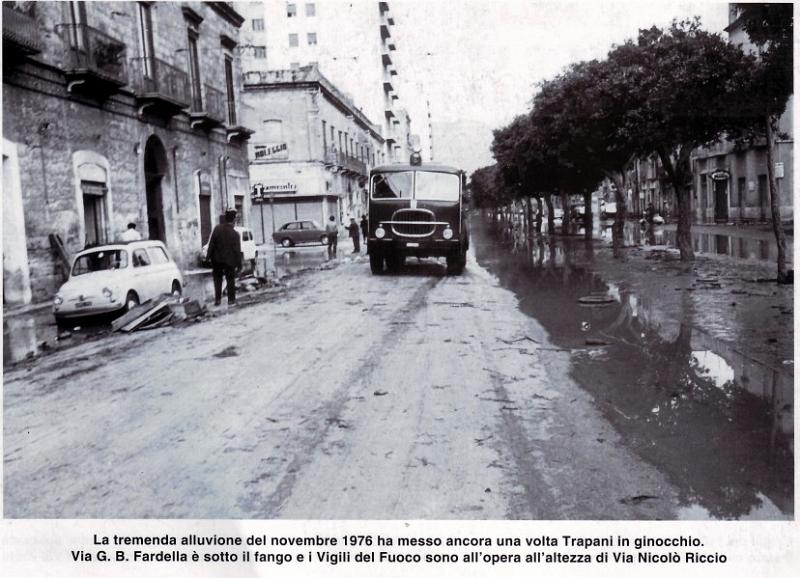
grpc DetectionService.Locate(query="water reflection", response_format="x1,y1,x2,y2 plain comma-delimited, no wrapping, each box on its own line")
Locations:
472,214,793,520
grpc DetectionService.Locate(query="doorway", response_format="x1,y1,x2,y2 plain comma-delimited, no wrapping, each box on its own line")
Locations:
713,178,728,222
144,136,167,242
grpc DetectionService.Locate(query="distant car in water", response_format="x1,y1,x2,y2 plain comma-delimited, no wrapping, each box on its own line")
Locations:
53,240,183,328
601,201,617,219
272,220,329,248
199,226,257,273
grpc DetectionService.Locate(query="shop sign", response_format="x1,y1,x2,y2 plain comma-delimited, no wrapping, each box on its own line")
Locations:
775,162,784,179
252,142,288,161
710,169,730,181
251,181,298,200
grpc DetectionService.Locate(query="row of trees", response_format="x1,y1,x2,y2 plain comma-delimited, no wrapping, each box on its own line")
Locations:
471,5,792,283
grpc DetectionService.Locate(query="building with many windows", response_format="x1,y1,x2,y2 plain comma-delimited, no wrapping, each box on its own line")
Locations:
243,65,384,244
2,1,254,304
689,4,793,223
237,0,412,162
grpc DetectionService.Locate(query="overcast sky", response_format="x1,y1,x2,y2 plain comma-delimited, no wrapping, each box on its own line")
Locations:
391,0,730,131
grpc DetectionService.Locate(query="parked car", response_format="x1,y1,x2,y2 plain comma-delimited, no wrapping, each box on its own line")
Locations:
272,220,329,247
53,240,183,328
199,226,257,272
601,201,617,219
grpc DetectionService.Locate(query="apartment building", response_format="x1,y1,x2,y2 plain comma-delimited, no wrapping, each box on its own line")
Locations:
689,4,793,223
237,0,412,162
2,1,254,304
243,65,384,244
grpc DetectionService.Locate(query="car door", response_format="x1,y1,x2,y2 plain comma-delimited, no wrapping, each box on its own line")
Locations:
130,247,156,301
146,245,174,295
285,221,301,243
300,221,316,243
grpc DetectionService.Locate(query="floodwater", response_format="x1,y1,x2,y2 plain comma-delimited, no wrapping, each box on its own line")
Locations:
473,214,793,520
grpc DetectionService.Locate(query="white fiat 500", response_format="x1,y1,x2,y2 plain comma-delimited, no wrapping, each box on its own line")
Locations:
53,240,183,327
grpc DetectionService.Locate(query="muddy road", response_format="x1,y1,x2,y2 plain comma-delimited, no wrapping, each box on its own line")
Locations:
4,247,682,519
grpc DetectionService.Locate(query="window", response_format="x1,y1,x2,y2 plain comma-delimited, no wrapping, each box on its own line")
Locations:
132,249,151,267
138,2,155,78
287,3,296,17
72,250,127,276
187,30,202,111
285,222,301,230
253,46,266,59
224,55,236,124
322,120,327,150
289,33,298,47
416,172,460,201
306,3,316,16
147,246,170,265
252,18,264,31
735,177,745,208
307,32,317,45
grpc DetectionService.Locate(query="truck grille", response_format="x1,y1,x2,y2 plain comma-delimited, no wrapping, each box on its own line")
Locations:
390,209,436,237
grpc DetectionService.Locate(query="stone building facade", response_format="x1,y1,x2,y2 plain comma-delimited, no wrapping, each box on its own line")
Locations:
243,65,384,244
2,1,253,305
689,4,793,223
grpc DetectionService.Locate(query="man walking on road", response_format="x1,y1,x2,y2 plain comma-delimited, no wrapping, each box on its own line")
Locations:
347,217,361,253
360,215,368,244
325,215,338,259
207,209,242,306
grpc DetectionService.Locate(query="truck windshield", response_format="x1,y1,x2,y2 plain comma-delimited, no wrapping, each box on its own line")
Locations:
372,172,413,199
371,171,460,201
414,172,460,202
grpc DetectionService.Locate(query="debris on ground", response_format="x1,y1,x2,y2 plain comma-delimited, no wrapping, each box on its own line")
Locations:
619,495,659,505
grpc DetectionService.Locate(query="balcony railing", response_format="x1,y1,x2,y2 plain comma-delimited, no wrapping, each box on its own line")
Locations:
324,147,367,176
189,83,226,128
60,23,127,88
3,5,42,56
131,56,191,113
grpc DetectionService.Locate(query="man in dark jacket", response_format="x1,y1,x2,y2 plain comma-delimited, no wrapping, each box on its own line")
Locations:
207,209,242,306
347,217,360,253
360,215,368,244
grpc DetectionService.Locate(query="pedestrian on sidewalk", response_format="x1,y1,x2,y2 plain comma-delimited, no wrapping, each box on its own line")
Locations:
325,215,339,258
207,209,242,306
347,217,361,253
360,215,368,244
120,222,142,242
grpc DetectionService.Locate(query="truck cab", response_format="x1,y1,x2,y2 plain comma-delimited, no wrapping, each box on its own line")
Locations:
367,161,469,274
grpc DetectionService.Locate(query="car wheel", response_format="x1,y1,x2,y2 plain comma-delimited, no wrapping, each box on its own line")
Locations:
320,235,329,245
125,291,140,311
280,238,293,248
171,280,182,297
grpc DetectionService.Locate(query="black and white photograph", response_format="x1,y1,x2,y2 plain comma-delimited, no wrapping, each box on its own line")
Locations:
1,0,796,575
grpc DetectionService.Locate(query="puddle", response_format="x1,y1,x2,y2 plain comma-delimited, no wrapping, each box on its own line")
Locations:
472,214,793,520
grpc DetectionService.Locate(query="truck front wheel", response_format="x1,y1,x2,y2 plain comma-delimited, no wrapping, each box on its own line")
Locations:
446,250,466,275
369,251,384,274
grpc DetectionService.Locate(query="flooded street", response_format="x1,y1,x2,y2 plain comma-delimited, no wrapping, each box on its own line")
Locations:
472,213,793,520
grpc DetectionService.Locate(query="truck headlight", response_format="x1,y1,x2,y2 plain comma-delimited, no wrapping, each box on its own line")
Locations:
375,226,386,239
442,227,454,240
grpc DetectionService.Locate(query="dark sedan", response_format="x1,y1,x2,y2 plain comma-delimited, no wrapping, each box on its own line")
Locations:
272,220,330,247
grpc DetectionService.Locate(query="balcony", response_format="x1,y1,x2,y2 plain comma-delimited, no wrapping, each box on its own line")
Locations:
226,101,255,143
190,84,226,130
3,5,42,60
60,24,127,97
383,71,394,93
381,48,392,66
323,147,367,176
384,126,396,144
131,57,190,118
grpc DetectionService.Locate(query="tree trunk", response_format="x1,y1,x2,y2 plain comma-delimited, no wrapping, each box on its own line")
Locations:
608,171,628,256
658,148,694,261
525,196,534,242
560,191,570,235
535,196,543,234
765,115,791,284
545,194,555,234
583,190,592,240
